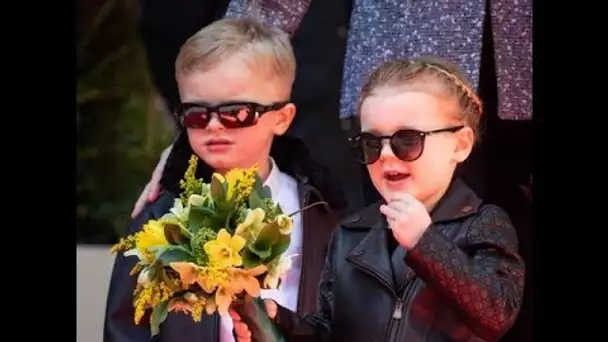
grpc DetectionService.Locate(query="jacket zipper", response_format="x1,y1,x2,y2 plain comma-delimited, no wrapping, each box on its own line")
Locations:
384,279,420,342
349,259,402,342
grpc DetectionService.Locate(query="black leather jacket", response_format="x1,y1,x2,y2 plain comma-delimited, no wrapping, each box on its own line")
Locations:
274,179,525,342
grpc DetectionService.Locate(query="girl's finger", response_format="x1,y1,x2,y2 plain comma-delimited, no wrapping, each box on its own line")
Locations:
388,200,410,214
380,204,400,220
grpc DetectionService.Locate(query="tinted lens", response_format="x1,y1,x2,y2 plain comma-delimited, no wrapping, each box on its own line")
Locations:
217,104,255,128
181,104,256,129
358,133,383,164
182,107,210,129
390,130,423,162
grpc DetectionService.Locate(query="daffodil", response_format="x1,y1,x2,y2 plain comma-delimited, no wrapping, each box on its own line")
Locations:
203,229,246,268
275,214,294,235
134,220,169,260
234,208,266,241
188,194,206,207
264,255,293,289
169,198,190,222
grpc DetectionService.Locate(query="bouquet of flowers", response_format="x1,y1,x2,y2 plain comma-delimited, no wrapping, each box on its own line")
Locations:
111,156,308,340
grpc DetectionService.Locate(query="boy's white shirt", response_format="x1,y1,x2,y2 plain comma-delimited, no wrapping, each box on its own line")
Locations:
220,158,303,342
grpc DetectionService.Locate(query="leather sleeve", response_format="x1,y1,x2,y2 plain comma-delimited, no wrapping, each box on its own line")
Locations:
405,205,525,342
103,194,174,342
273,231,337,342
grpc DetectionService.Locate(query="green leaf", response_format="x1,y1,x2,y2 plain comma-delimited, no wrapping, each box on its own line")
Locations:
269,234,291,262
261,185,272,199
224,206,238,232
242,249,263,269
188,206,216,234
247,243,272,259
254,221,282,250
248,191,265,210
150,300,169,337
210,174,227,203
157,245,194,265
164,223,189,245
253,173,265,193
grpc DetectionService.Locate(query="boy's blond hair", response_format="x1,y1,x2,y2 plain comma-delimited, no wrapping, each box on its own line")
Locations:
175,17,296,90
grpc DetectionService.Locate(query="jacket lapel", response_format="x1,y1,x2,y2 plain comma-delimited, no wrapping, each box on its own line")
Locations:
346,220,395,294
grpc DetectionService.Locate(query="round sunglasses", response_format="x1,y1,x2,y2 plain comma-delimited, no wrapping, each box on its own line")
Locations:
175,101,288,129
348,126,464,164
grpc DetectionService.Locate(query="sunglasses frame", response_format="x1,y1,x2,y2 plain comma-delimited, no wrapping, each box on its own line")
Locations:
174,101,288,129
348,125,465,164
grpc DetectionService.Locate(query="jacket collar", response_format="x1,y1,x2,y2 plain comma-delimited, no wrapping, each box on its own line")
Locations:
343,178,482,294
341,177,483,229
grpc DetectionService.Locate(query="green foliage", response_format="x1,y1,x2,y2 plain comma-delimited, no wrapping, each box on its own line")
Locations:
190,227,218,265
76,0,174,244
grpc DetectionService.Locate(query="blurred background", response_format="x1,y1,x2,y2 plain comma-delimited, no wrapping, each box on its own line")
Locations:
77,1,174,341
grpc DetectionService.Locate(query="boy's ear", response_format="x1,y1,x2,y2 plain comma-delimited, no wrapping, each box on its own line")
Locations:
453,126,475,162
273,103,296,136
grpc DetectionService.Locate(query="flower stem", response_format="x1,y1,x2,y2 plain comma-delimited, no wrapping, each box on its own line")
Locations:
287,201,328,217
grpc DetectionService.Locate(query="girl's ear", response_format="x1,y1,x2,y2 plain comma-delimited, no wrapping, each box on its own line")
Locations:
273,103,296,136
453,126,475,162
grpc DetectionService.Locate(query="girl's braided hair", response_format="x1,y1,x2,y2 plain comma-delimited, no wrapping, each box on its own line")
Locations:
357,56,483,141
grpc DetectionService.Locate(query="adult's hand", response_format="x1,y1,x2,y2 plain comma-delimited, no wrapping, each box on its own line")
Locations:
130,144,173,218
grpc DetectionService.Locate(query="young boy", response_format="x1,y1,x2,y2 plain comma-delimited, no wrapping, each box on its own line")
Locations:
103,17,346,342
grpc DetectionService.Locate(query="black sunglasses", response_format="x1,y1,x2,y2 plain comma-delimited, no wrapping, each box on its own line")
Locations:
175,101,288,129
348,126,464,164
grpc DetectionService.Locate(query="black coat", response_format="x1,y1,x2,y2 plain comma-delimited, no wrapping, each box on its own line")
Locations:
274,179,525,342
104,134,346,342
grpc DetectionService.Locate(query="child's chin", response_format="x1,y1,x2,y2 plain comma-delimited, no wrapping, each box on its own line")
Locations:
199,155,236,171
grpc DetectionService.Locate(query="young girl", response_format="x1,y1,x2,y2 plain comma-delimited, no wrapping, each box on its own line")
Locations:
231,57,525,342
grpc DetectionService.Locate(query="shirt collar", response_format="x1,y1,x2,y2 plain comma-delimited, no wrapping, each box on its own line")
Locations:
263,158,282,201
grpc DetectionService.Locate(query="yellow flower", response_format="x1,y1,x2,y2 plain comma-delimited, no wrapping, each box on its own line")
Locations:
135,220,169,259
169,262,231,294
215,283,239,316
275,214,294,235
201,265,269,316
264,255,293,289
133,280,174,324
169,198,189,222
227,265,268,298
224,166,258,203
204,229,246,267
188,194,206,207
234,208,266,241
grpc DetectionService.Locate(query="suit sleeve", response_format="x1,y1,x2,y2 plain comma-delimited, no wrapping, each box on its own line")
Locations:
103,203,164,342
273,231,337,342
406,205,526,341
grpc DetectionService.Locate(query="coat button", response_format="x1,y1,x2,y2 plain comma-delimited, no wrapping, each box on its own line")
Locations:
461,205,473,213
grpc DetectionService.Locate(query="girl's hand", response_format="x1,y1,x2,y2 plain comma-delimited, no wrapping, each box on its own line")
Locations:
230,299,278,342
380,193,432,249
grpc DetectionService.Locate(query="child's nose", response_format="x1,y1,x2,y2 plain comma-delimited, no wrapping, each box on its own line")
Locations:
379,140,395,159
206,113,225,130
